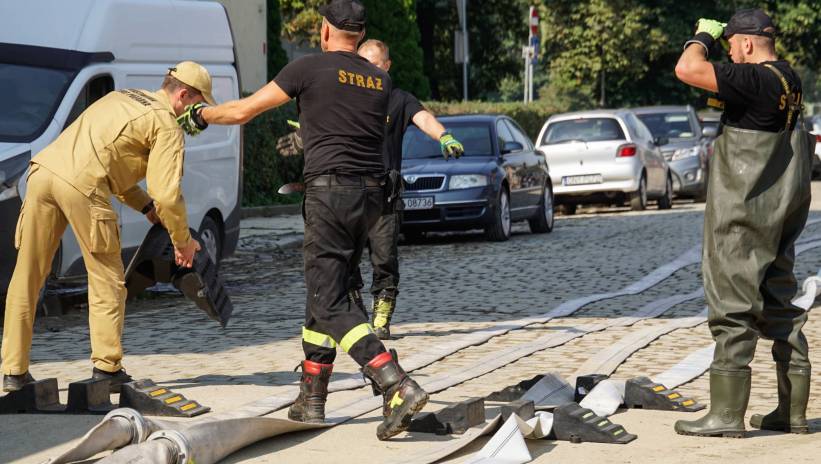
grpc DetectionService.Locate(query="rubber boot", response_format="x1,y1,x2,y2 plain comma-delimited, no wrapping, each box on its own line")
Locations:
372,294,396,340
750,366,810,434
362,350,428,440
674,368,750,438
288,360,333,423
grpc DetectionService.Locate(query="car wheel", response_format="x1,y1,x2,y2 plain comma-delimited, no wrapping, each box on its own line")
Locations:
199,215,223,266
629,175,647,211
558,204,577,216
658,176,674,210
694,170,709,202
485,188,511,242
529,183,554,234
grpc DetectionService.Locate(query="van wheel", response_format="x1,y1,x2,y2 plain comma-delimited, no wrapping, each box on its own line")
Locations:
658,176,674,210
199,216,223,267
485,188,511,242
629,175,648,211
529,183,554,234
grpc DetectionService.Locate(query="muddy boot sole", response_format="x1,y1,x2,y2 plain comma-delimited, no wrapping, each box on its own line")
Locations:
675,429,745,438
288,402,326,424
377,389,429,440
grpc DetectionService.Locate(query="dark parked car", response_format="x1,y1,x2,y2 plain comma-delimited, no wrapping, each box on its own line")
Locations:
634,106,713,201
400,115,554,241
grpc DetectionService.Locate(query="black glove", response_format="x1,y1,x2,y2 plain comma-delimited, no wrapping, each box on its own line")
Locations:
177,103,208,136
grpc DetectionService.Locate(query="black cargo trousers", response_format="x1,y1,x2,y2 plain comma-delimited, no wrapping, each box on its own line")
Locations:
301,173,388,367
352,170,403,299
350,210,401,298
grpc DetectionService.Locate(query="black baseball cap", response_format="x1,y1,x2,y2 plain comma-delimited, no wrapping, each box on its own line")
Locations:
319,0,366,32
723,8,776,39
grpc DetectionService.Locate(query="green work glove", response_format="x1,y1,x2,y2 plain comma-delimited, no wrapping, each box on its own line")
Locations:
176,103,208,136
439,131,464,160
695,19,726,40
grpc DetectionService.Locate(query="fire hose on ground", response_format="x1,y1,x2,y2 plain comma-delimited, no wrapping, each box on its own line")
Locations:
43,235,821,464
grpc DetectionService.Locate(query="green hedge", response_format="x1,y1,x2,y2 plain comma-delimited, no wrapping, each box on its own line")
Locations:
242,101,303,207
423,101,563,142
241,100,563,206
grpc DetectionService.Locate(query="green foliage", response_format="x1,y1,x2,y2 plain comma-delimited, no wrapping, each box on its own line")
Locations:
279,0,429,97
241,101,303,207
416,0,532,101
424,100,562,142
267,0,289,81
360,0,429,98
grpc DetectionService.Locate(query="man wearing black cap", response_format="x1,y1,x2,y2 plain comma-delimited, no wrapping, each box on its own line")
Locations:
673,8,815,438
183,0,429,441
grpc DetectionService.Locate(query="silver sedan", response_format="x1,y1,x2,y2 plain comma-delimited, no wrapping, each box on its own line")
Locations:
535,109,673,214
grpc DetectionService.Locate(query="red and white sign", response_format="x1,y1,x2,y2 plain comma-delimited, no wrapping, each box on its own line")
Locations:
529,6,539,37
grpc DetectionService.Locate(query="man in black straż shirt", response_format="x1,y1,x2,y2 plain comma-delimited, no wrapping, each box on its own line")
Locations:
673,9,815,438
186,0,428,441
355,39,464,340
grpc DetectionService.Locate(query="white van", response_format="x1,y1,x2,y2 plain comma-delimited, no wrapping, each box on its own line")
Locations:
0,0,242,308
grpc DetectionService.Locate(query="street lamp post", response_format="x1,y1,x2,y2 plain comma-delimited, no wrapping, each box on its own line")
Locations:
455,0,469,101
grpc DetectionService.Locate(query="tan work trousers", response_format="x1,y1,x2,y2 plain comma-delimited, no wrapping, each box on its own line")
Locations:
1,164,126,375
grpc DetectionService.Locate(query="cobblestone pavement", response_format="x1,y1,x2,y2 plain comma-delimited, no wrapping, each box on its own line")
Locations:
3,187,821,463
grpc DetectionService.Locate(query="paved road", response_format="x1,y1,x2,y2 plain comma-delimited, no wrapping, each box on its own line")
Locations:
2,188,821,463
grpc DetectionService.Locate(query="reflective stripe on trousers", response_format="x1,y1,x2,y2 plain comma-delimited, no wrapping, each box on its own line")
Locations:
302,323,375,353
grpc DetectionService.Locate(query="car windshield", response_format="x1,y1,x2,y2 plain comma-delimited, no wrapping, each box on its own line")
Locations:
637,112,696,140
0,63,73,142
542,118,625,145
403,123,493,159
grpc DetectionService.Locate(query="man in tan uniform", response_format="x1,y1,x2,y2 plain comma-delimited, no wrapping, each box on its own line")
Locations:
1,61,212,393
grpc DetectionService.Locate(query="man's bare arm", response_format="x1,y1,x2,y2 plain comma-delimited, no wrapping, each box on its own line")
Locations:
201,81,292,125
411,110,446,141
674,45,718,92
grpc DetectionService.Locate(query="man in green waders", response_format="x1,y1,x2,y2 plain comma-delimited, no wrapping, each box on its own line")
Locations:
673,9,816,437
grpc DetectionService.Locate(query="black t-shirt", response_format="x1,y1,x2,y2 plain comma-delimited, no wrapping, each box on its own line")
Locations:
383,88,425,171
274,51,392,180
713,60,802,132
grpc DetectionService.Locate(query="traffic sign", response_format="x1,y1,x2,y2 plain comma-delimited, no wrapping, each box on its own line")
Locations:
529,6,539,37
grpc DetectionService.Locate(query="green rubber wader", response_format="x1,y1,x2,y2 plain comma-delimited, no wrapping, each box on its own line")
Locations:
703,122,816,371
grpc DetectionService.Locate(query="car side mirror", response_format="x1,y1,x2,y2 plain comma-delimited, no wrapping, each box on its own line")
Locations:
654,136,669,147
701,126,718,138
501,141,524,154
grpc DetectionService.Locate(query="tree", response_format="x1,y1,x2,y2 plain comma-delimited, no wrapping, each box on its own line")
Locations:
267,0,289,81
416,0,532,101
280,0,429,97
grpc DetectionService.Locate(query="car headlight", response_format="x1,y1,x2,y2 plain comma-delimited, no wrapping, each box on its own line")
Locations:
0,152,30,202
671,147,700,161
448,174,488,190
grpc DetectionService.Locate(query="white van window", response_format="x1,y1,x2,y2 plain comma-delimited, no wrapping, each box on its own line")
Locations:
65,75,114,129
0,64,73,142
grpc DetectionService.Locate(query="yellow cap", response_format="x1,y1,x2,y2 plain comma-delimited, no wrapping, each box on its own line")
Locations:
168,61,216,105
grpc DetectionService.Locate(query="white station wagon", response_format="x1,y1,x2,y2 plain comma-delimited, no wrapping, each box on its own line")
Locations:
535,109,673,214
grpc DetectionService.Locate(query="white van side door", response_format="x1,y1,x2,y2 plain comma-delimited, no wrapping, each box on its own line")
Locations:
118,65,240,260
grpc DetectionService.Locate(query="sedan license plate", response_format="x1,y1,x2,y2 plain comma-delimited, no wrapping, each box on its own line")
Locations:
563,174,603,186
403,196,434,210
